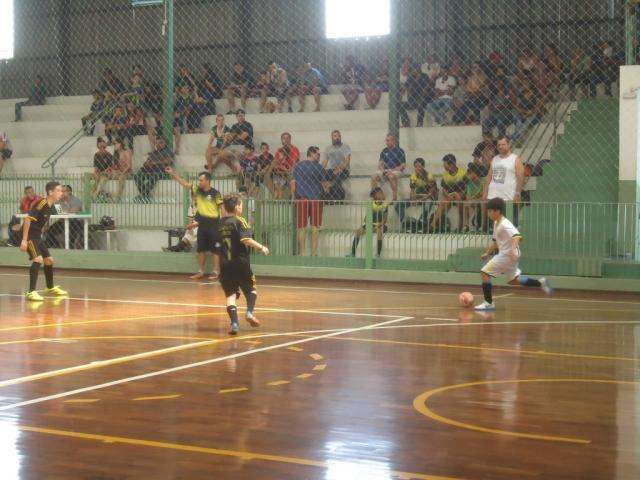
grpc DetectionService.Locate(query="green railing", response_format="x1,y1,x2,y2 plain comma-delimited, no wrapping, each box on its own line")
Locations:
40,101,118,177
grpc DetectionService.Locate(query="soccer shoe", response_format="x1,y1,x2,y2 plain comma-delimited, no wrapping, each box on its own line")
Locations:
246,312,260,328
189,272,204,280
26,290,44,302
540,277,554,296
228,322,239,335
474,301,496,311
46,286,68,296
208,271,219,281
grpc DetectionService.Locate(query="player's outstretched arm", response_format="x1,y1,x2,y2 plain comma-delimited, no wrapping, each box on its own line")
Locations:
241,238,269,256
164,167,190,189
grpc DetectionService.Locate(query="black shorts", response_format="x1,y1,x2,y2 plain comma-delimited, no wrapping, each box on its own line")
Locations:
26,239,50,260
196,220,221,253
219,259,256,297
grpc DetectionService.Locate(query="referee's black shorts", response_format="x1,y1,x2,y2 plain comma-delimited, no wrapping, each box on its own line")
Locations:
26,239,50,261
219,259,256,298
196,218,221,253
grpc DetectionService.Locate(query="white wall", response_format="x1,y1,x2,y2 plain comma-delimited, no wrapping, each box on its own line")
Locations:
619,65,640,183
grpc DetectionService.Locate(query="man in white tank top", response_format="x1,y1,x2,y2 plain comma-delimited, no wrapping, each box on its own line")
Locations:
483,136,524,203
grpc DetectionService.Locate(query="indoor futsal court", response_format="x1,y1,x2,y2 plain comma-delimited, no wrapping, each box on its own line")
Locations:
0,267,638,479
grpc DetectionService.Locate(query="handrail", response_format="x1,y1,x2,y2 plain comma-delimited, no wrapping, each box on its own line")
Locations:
40,101,118,177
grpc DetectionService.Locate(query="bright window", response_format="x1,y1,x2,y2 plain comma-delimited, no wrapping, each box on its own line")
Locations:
325,0,390,39
0,0,14,60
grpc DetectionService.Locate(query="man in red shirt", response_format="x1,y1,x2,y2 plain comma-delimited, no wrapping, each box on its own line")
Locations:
272,132,300,199
20,186,42,213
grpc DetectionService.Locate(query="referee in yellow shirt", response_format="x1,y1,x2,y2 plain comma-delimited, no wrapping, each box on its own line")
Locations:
166,167,223,280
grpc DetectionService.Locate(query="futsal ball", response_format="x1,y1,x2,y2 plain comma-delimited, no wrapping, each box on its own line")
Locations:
459,292,474,307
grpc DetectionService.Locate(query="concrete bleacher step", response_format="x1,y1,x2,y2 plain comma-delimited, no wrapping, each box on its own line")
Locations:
0,120,81,139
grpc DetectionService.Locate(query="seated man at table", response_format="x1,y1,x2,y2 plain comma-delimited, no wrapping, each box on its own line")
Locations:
46,185,84,249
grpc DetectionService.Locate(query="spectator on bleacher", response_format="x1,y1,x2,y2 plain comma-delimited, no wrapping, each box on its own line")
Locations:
452,76,468,122
364,57,389,110
420,54,441,81
144,82,163,118
371,133,406,201
82,90,104,136
240,144,260,195
517,48,536,75
111,137,133,202
124,102,150,150
105,104,128,145
256,142,275,197
453,62,488,125
448,56,465,80
216,109,253,173
462,163,486,233
482,51,508,87
510,72,544,143
543,44,564,86
484,135,524,205
176,84,201,134
296,62,328,112
205,113,231,173
0,132,13,175
122,73,145,109
427,67,457,126
272,132,301,199
341,55,367,110
201,63,224,99
292,146,327,256
482,80,514,139
260,62,293,114
100,90,117,129
590,41,619,97
569,48,592,98
471,130,495,177
322,130,351,201
347,187,388,258
176,64,198,92
398,157,438,232
15,75,47,121
99,69,126,96
226,62,253,114
399,66,432,128
91,137,115,200
430,154,466,232
20,186,42,213
133,137,175,203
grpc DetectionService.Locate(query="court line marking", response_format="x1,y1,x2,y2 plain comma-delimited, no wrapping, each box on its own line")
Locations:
133,394,181,402
298,334,639,363
413,379,640,444
493,293,514,299
3,271,638,305
15,424,463,480
0,293,400,319
63,399,100,404
219,387,248,394
0,316,412,411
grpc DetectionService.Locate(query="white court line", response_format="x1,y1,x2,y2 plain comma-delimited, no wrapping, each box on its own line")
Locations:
0,294,399,319
0,316,413,411
493,293,515,299
2,271,638,305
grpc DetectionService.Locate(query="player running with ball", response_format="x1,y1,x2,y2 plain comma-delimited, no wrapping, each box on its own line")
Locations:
475,197,552,311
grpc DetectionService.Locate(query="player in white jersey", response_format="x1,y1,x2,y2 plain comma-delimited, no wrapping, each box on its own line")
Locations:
483,136,524,202
475,197,553,311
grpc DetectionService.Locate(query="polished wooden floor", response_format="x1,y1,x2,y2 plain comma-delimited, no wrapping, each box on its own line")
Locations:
0,266,638,480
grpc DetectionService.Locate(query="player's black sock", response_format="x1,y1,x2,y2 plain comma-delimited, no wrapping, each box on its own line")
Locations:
226,305,239,325
519,275,541,287
482,282,493,304
376,239,383,256
43,264,54,289
351,236,360,255
29,263,40,292
246,291,257,315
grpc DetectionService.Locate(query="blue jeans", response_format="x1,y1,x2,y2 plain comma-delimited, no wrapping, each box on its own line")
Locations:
512,112,539,142
427,97,453,125
482,110,515,138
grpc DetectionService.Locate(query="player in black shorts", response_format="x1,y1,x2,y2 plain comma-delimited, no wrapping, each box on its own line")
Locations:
19,181,68,302
219,193,270,335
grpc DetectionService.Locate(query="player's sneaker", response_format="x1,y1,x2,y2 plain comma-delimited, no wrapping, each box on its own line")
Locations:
246,312,260,328
26,290,44,302
474,301,495,311
540,277,554,295
189,272,204,280
228,322,239,335
46,286,68,296
208,271,219,281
